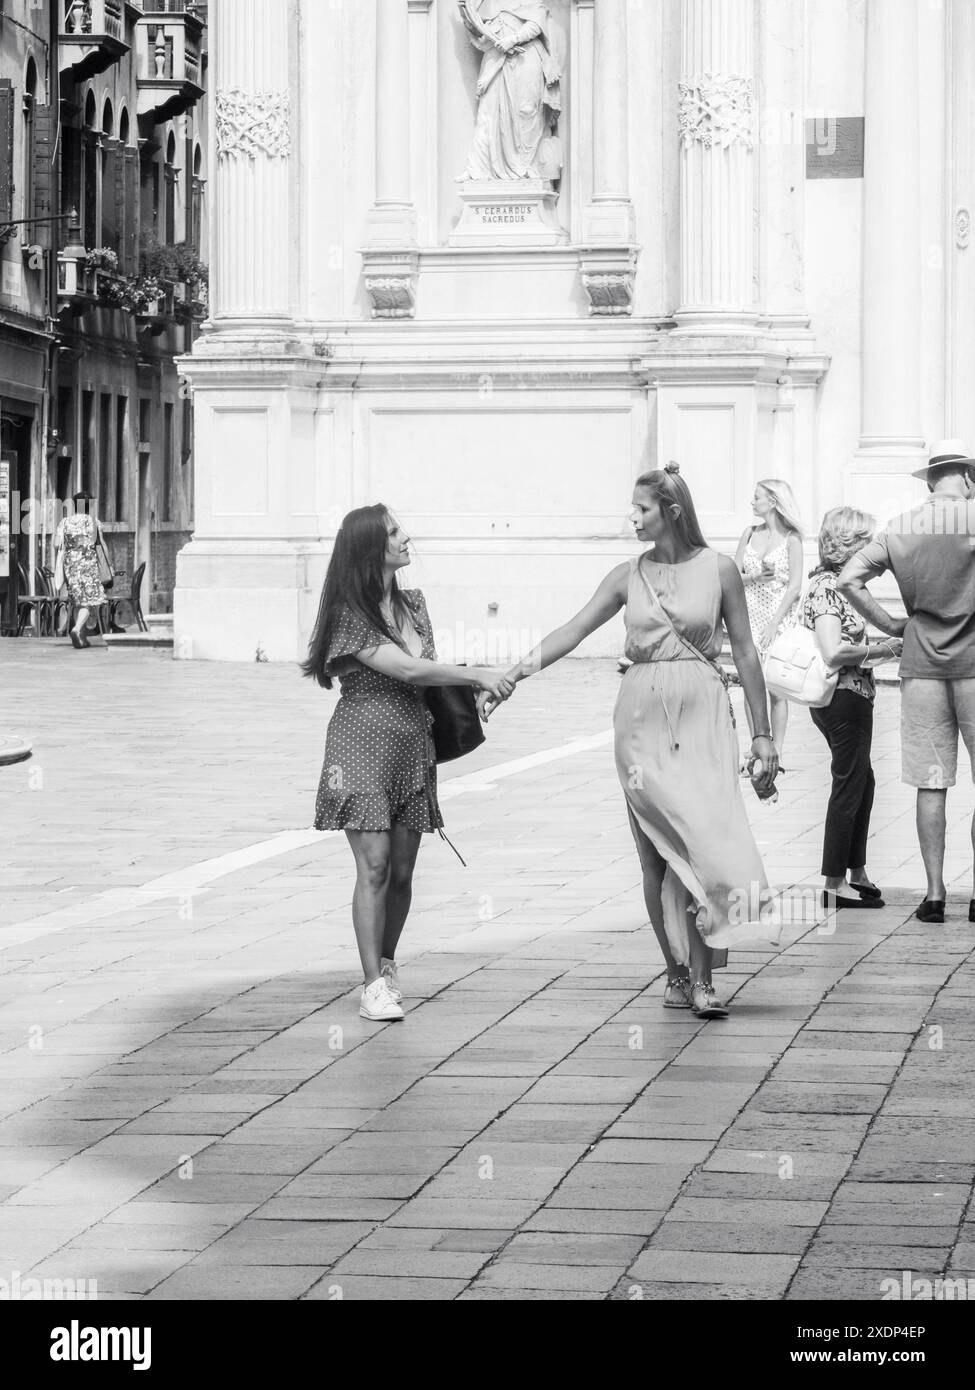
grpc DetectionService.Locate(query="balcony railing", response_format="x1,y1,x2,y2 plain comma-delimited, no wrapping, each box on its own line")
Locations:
136,8,205,127
60,0,130,81
63,0,123,41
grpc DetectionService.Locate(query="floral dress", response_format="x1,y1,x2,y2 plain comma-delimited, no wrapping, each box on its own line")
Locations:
743,529,798,649
314,591,444,834
54,514,106,607
802,570,876,702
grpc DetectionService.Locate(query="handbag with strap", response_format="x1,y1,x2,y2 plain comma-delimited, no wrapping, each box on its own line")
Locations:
423,683,486,764
94,521,114,591
763,624,837,708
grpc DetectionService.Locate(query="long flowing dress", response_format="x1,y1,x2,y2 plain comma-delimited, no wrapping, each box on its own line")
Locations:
614,550,778,967
313,591,444,835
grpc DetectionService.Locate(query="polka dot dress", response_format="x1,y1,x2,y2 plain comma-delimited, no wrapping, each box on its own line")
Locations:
743,533,799,649
313,591,444,834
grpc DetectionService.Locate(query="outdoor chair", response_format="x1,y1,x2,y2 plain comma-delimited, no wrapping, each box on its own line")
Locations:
112,561,148,633
16,563,57,637
39,567,69,636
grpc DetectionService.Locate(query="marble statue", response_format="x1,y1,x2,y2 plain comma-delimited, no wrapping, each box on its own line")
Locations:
457,1,564,182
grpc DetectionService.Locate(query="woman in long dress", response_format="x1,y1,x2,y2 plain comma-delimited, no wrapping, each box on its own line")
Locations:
302,505,513,1022
483,465,779,1019
734,479,804,763
53,491,109,649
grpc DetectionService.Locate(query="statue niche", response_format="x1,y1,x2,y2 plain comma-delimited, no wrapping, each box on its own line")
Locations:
450,1,567,246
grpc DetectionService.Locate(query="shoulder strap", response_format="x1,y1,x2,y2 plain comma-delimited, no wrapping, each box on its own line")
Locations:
637,556,736,726
636,555,727,683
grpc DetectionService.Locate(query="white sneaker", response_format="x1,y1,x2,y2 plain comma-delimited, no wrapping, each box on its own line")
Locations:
359,977,404,1021
380,957,402,1001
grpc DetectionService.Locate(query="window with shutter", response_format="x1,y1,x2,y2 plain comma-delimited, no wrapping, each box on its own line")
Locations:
32,105,56,250
123,148,139,274
60,126,82,242
101,139,119,250
0,81,14,226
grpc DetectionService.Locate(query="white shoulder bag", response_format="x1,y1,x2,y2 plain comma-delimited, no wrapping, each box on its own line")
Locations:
763,624,837,708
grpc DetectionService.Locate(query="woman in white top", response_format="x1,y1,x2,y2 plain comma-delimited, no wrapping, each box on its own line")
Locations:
735,479,804,763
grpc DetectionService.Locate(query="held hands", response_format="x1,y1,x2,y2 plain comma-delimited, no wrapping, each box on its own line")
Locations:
476,671,516,724
474,668,516,704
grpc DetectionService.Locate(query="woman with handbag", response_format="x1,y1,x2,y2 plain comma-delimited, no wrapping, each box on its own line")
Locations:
803,507,902,911
734,479,804,766
302,504,513,1022
52,491,112,649
481,465,780,1020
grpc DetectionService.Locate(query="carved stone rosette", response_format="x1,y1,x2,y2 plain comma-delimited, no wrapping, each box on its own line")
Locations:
362,251,419,320
678,73,755,150
215,88,292,160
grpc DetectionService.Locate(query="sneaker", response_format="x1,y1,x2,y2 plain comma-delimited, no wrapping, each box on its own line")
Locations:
380,958,402,1002
359,978,404,1021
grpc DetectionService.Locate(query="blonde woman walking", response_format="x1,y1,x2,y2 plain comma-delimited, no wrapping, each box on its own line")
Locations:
735,479,804,762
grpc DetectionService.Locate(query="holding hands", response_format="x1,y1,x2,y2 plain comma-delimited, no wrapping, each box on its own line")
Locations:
474,668,516,711
476,671,516,723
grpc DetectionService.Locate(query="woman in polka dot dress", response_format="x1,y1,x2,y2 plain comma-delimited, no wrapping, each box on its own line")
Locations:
734,479,804,765
302,505,513,1022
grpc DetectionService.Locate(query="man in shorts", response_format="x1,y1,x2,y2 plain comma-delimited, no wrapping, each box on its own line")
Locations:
838,440,975,924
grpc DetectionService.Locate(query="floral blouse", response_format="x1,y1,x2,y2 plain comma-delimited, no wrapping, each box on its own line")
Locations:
802,569,875,701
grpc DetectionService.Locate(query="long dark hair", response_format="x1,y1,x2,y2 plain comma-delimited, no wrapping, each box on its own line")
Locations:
635,463,710,550
301,504,414,689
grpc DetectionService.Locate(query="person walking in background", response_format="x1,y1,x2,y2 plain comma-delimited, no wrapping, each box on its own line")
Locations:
735,479,804,764
838,440,975,924
302,504,513,1022
481,464,780,1020
804,508,903,912
52,491,110,649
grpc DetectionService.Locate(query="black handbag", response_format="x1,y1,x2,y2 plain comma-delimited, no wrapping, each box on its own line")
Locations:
424,683,485,764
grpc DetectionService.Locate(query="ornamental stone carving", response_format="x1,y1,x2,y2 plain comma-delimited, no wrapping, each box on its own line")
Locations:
678,73,755,150
361,250,419,320
956,208,971,250
215,89,292,161
578,246,639,317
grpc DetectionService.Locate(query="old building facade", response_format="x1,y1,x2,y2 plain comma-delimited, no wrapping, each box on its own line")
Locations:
178,0,975,661
0,0,208,635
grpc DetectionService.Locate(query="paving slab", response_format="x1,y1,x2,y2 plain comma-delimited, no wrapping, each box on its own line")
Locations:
2,651,974,1300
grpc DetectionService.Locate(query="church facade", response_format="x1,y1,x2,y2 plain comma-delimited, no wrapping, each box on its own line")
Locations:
176,0,973,661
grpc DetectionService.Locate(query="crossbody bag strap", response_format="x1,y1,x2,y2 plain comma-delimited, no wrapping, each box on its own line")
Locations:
637,555,736,726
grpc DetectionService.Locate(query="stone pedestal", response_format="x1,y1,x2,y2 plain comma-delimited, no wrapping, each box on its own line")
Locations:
449,181,567,247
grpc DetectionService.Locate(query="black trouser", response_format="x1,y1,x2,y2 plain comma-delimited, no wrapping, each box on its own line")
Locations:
810,689,876,879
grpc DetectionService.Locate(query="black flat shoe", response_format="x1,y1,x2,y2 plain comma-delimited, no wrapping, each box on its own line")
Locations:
916,898,946,923
850,881,883,900
968,900,975,924
822,890,884,911
69,630,82,649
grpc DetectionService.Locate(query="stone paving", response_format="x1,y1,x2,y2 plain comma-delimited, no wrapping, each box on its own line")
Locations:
1,637,974,1301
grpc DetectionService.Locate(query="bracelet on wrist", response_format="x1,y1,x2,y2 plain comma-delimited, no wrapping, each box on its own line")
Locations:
752,733,772,743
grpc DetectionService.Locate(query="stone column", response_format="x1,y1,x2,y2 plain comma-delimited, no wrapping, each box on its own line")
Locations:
210,0,294,328
582,0,634,244
674,0,758,332
363,0,418,317
578,0,637,315
857,0,923,458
